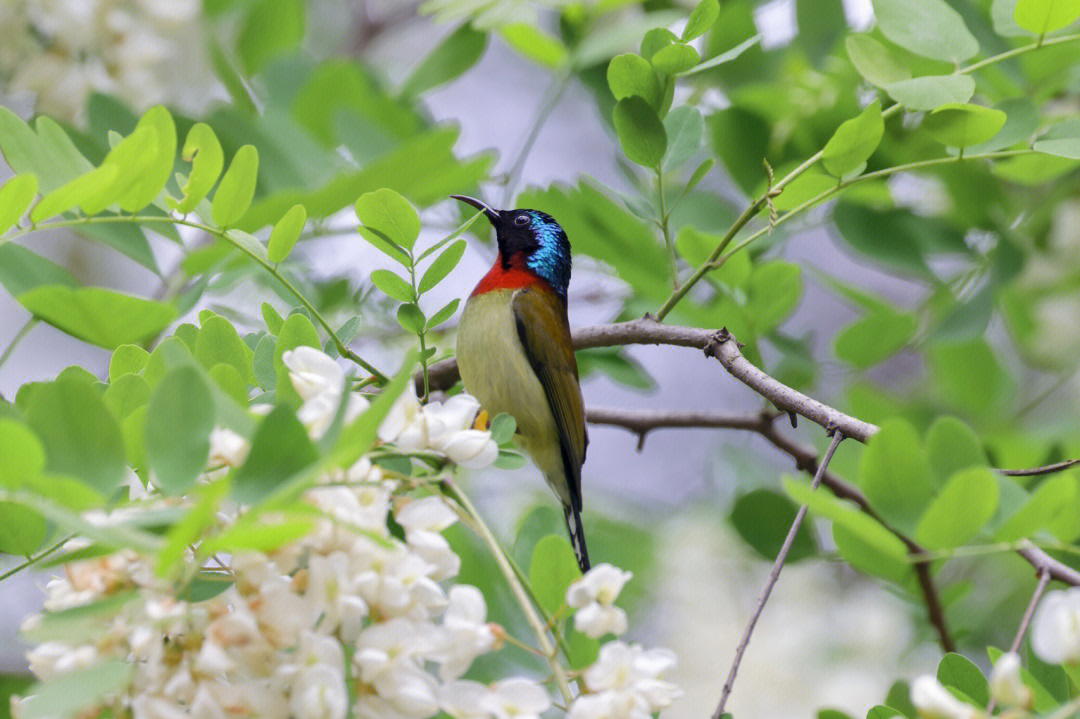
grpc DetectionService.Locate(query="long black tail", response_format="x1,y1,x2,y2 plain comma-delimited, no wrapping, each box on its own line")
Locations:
563,503,591,573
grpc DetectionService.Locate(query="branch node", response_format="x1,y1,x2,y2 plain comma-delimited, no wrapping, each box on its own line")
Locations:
635,432,647,452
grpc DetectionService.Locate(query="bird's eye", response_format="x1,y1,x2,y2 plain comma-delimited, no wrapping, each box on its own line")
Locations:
513,214,530,226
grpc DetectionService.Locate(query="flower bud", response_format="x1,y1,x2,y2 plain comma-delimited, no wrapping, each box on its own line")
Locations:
989,652,1031,709
1031,588,1080,665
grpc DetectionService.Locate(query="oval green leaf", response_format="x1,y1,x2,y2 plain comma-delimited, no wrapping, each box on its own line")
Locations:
682,0,720,41
651,42,700,76
1014,0,1080,34
355,188,421,251
613,96,667,168
845,35,911,88
212,144,259,227
371,269,415,302
922,103,1008,148
822,100,884,178
872,0,979,62
17,285,177,349
267,203,307,263
418,239,466,294
145,366,215,495
607,53,662,108
885,75,975,111
0,174,37,235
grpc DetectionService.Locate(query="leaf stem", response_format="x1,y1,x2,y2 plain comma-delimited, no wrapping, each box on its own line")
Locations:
719,149,1031,260
502,74,572,207
655,167,680,289
0,317,39,373
0,533,73,583
442,478,574,703
4,214,389,383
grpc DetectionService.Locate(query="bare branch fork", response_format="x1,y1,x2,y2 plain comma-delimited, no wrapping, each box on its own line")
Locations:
713,430,845,719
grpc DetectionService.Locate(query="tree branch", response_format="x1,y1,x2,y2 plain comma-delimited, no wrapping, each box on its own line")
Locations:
713,430,845,719
999,459,1080,477
1017,543,1080,586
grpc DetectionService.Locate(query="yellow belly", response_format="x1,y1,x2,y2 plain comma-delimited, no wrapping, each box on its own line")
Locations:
456,290,568,501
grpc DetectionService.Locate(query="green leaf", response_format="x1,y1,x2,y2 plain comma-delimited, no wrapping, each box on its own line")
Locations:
371,269,415,302
530,534,582,615
923,104,1008,148
577,347,656,390
489,413,517,445
915,467,998,549
17,660,133,719
1033,137,1080,159
232,405,318,504
403,23,488,96
937,653,990,706
104,373,150,421
929,338,1014,415
785,477,912,584
212,144,259,227
24,378,126,496
426,298,459,330
872,0,979,62
607,54,662,108
108,344,150,382
995,473,1080,542
0,244,77,299
730,489,816,561
397,303,426,334
845,35,911,88
499,23,568,69
0,174,37,235
17,285,176,349
224,228,269,263
195,316,253,383
210,363,248,404
662,106,704,171
145,367,215,495
238,0,305,74
0,501,47,555
262,302,285,335
418,239,466,294
267,203,307,263
253,335,277,390
886,75,976,111
118,105,176,213
0,419,45,487
858,418,936,534
30,163,119,223
833,309,918,368
356,188,421,251
683,0,720,40
747,261,802,334
960,98,1038,155
925,417,986,483
613,97,667,168
0,109,93,194
172,123,224,214
797,0,846,63
822,101,884,179
651,43,700,76
1014,0,1080,34
641,28,678,61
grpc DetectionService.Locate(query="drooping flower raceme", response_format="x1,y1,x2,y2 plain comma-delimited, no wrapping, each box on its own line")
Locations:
11,347,517,719
1030,587,1080,665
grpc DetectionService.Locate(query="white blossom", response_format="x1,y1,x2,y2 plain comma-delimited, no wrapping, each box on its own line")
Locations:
567,563,633,638
208,427,250,467
290,665,348,719
910,676,980,719
989,652,1030,709
440,429,499,469
1031,588,1080,665
434,585,496,680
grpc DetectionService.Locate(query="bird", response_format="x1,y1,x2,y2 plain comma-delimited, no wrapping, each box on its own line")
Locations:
451,194,591,573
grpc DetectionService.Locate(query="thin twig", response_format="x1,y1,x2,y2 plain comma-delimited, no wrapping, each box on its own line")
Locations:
713,430,845,719
999,459,1080,477
0,534,73,582
1010,569,1052,654
1017,543,1080,585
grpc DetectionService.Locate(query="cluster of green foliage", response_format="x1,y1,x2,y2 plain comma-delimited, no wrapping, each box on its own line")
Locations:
3,0,1080,715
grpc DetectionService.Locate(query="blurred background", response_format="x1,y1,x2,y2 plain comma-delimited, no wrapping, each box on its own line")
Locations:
3,1,1080,717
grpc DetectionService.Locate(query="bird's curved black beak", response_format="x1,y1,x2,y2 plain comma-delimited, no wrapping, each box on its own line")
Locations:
450,195,499,224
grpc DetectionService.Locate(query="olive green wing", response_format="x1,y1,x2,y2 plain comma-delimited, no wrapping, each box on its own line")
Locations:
511,286,588,508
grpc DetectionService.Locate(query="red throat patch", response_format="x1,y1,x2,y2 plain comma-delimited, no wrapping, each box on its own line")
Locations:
470,255,543,297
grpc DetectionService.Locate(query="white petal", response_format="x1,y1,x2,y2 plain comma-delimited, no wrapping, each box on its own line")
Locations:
1031,588,1080,665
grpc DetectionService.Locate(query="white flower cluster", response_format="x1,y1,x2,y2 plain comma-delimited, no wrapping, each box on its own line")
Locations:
563,564,683,719
11,347,515,719
282,346,500,468
0,0,213,123
15,346,682,719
